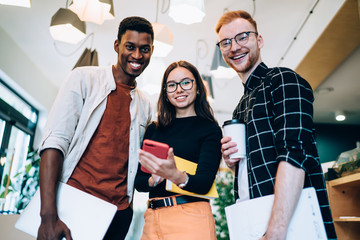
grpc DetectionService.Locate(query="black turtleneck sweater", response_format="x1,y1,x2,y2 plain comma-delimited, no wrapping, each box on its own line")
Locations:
134,116,222,198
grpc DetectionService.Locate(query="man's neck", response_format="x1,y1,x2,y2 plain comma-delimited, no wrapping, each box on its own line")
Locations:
238,59,262,84
112,65,136,86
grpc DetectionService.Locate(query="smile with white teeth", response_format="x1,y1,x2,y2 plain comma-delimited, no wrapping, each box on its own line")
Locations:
175,96,186,100
130,62,141,69
232,53,247,60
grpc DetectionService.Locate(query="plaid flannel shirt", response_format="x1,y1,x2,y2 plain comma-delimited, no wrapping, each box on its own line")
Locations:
232,62,336,239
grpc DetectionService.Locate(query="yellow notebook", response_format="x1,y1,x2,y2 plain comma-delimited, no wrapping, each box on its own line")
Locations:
165,156,219,199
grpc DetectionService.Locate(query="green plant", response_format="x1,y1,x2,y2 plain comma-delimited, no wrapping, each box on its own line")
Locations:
15,148,40,212
213,171,234,240
0,173,19,198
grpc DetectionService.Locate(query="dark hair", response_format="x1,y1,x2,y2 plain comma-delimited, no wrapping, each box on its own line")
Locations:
157,60,217,127
215,10,257,33
117,16,154,43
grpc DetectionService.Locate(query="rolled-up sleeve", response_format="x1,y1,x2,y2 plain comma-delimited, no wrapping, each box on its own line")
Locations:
270,69,319,172
39,69,85,157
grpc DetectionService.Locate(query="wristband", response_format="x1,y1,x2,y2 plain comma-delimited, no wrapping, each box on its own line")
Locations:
152,176,160,187
177,171,189,189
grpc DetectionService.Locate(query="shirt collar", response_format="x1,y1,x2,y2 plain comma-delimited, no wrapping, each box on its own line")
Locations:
243,62,268,92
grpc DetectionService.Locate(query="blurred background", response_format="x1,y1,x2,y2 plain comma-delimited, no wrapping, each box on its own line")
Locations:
0,0,359,239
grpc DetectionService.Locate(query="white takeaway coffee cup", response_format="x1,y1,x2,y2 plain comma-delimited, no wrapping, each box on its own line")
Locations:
222,119,246,159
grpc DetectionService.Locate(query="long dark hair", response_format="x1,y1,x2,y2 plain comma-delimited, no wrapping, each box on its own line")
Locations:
157,60,216,127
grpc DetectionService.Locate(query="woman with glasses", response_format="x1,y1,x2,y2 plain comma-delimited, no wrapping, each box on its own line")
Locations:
134,60,222,240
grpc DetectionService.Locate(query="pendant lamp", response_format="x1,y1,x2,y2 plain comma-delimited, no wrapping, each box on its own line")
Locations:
49,8,86,44
168,0,205,25
73,48,98,69
69,0,114,25
152,22,174,57
210,46,237,79
0,0,31,8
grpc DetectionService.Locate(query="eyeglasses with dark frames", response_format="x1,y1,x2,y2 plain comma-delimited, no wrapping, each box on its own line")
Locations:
216,31,258,51
165,78,194,93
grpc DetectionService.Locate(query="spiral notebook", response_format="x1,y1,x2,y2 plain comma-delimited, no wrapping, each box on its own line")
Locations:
15,182,117,240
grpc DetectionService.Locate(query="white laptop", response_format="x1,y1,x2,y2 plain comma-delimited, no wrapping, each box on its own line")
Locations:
225,187,327,240
15,182,117,240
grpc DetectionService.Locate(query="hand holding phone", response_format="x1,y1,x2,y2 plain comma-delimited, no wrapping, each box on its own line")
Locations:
141,139,170,173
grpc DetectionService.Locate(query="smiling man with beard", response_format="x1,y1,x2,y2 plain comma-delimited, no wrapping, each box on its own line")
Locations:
216,10,337,240
37,16,154,240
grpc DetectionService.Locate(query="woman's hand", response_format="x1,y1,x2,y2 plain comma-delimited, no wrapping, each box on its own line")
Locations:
139,148,187,185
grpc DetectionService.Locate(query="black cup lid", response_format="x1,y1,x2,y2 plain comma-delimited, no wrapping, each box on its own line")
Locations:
223,119,242,127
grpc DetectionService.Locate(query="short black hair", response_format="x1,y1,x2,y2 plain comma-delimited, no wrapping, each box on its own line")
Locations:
117,16,154,43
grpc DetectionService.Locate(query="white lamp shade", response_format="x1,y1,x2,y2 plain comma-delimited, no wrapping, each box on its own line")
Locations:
152,22,174,57
210,45,237,79
211,66,238,79
50,8,86,44
69,0,114,25
0,0,31,8
169,0,205,25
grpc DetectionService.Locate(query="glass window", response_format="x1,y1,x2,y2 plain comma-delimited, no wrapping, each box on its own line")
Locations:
0,127,30,212
0,119,4,148
0,81,37,123
0,78,38,213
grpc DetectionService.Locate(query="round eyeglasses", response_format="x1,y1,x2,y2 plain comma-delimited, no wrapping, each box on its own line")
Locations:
166,78,194,93
216,31,258,52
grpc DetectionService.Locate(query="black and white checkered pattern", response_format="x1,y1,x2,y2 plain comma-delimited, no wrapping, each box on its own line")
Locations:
232,62,337,239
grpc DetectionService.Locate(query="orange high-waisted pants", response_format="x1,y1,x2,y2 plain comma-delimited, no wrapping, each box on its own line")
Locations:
141,197,216,240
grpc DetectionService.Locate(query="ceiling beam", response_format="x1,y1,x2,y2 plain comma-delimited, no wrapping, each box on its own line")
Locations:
295,0,360,89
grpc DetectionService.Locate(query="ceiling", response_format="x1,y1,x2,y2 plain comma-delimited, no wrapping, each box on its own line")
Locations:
0,0,359,125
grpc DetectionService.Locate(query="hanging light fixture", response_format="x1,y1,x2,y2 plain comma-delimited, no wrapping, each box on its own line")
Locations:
152,22,173,57
0,0,31,8
168,0,205,25
49,8,86,44
210,45,237,79
69,0,114,25
73,48,98,69
152,0,173,57
202,75,214,100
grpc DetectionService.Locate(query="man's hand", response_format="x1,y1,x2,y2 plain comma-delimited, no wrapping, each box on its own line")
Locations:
259,161,305,240
37,216,72,240
148,174,164,187
221,136,242,170
259,230,286,240
38,149,71,240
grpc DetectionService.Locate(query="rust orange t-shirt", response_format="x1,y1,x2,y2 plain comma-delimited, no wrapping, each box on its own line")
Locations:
67,81,133,210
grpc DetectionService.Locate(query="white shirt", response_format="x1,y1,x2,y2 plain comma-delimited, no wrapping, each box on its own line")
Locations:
39,66,152,203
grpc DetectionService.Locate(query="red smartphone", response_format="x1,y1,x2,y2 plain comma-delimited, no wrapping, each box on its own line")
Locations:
141,139,170,173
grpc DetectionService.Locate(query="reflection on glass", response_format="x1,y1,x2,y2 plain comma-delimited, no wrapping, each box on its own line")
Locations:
0,82,37,123
0,119,4,148
0,126,30,213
